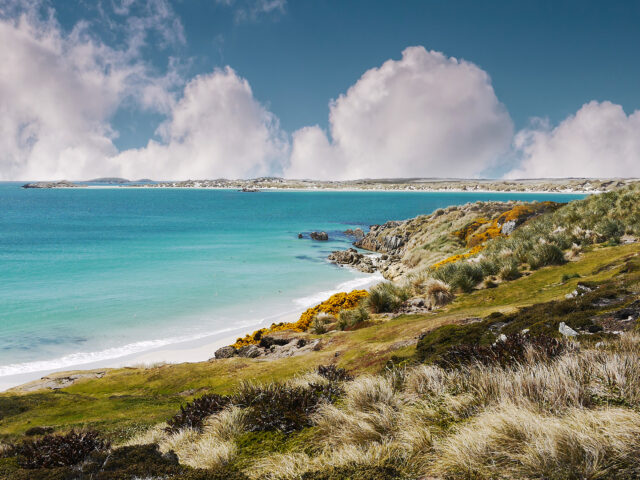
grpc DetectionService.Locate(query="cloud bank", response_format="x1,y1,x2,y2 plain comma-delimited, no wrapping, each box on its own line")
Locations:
1,2,639,181
286,46,514,180
508,101,640,178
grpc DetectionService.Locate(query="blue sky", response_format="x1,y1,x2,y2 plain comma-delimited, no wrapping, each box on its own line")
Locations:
1,0,640,180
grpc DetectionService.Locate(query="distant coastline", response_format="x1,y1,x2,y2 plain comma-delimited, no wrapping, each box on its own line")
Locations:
19,177,640,194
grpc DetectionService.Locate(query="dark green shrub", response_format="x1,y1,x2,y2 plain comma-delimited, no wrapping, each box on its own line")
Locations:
166,394,230,433
317,364,353,382
436,334,567,369
233,382,342,433
14,430,109,469
596,218,624,242
300,464,403,479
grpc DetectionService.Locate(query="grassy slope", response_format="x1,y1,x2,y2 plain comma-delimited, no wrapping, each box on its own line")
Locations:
1,241,638,442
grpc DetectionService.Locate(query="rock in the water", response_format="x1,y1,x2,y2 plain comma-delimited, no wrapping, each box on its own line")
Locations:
297,233,303,239
310,231,329,241
237,345,263,358
214,345,237,358
344,228,365,239
559,322,578,337
328,248,376,273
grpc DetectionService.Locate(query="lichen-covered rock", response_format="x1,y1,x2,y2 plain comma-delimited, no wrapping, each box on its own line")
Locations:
237,345,263,358
214,346,237,358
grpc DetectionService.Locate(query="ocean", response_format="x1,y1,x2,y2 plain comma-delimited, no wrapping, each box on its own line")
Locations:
0,183,585,385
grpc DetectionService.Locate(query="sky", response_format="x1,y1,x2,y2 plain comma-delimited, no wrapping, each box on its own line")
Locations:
1,0,640,181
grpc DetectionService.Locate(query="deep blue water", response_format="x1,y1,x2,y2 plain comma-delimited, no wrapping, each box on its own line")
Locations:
0,183,585,376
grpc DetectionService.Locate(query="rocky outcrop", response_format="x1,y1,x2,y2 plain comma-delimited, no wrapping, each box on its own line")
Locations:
354,221,407,254
237,345,263,358
212,334,321,361
328,248,377,273
310,231,329,241
214,346,237,358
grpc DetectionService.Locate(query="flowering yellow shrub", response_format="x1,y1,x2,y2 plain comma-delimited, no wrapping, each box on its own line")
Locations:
434,203,558,270
232,289,369,348
431,244,486,269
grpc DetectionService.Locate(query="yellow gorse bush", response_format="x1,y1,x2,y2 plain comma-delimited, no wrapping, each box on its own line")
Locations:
232,289,369,348
435,202,558,269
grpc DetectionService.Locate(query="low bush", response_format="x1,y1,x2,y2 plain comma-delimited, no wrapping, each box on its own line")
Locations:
436,334,568,368
14,430,109,469
233,382,343,433
364,283,410,313
166,394,231,433
337,306,370,330
317,364,353,382
300,464,403,480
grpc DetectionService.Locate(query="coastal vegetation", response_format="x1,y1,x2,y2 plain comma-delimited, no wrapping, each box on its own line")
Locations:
2,185,640,478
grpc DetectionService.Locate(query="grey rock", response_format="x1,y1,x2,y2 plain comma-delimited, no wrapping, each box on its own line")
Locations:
559,322,578,337
214,345,237,358
237,345,263,358
501,220,517,235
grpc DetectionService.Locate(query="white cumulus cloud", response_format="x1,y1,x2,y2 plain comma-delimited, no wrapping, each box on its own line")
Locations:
508,101,640,179
285,46,513,180
115,67,289,180
0,0,185,180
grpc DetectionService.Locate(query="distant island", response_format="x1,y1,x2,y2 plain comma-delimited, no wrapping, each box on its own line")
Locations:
21,176,640,193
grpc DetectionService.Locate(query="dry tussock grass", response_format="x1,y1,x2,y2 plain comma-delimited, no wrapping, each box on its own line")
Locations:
119,334,640,479
434,402,640,479
424,279,454,307
122,407,246,470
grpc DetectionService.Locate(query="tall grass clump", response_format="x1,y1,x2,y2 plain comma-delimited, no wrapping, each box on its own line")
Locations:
434,403,640,479
525,242,566,269
431,262,484,293
337,306,370,330
423,279,454,307
364,282,410,313
498,257,521,280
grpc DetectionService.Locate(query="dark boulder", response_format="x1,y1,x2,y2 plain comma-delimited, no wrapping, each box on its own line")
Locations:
310,231,329,241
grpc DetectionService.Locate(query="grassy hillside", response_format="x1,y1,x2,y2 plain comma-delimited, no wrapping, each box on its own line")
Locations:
2,186,640,479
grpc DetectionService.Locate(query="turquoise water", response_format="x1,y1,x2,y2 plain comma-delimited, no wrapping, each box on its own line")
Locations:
0,183,585,377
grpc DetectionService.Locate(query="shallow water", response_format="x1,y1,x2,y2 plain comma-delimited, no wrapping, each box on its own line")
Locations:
0,184,585,377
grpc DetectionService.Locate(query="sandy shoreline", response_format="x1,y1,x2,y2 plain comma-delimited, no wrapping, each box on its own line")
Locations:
0,273,383,392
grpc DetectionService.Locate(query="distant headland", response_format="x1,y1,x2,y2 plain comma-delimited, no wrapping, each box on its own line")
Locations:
20,176,640,193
